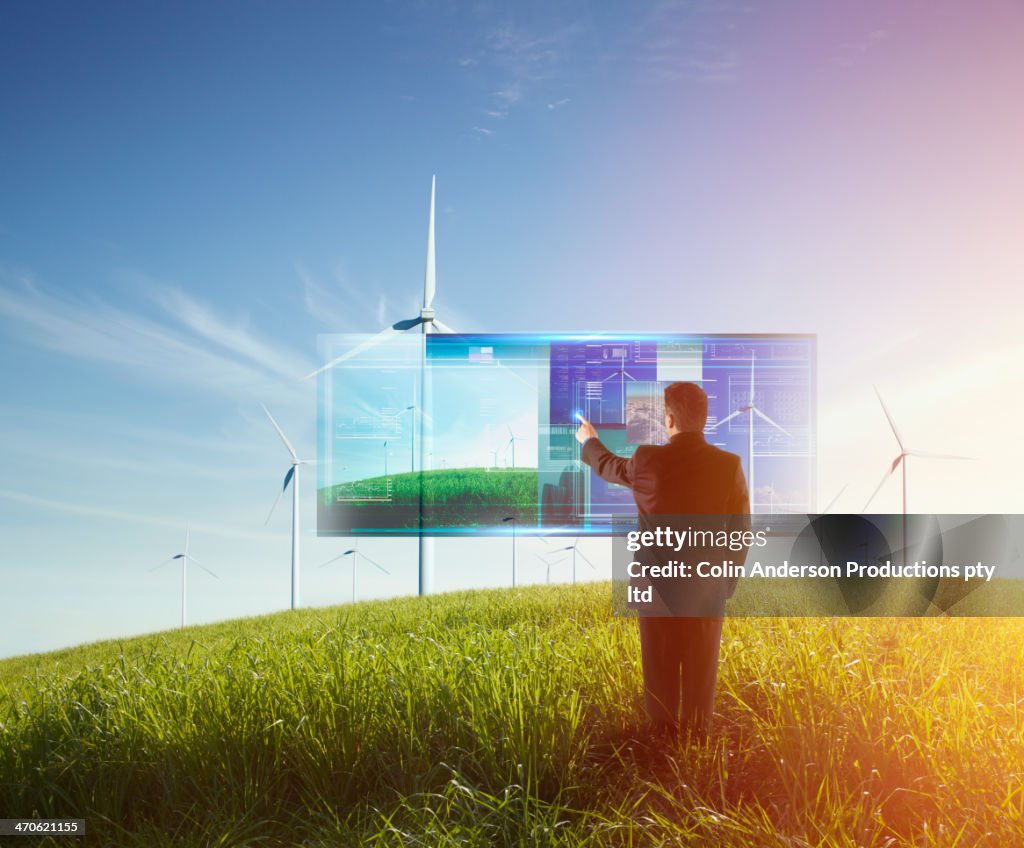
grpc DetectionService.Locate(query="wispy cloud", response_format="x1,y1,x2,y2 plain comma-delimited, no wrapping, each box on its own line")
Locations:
297,262,353,330
631,1,748,83
493,83,524,105
473,125,494,137
0,488,285,542
0,269,314,398
457,17,584,132
546,98,570,110
148,282,312,382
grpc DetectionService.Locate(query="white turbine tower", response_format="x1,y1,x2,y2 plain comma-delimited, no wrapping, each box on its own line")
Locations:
263,403,311,610
150,525,218,628
320,542,391,603
862,385,971,561
304,176,456,596
711,353,789,512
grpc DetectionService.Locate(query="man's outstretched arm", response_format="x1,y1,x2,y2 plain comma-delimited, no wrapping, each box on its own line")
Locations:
575,416,636,488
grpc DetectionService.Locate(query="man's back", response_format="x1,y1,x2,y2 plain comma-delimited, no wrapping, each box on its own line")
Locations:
582,430,749,616
618,432,746,517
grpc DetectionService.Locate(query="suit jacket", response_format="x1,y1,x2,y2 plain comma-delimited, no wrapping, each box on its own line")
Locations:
581,431,750,616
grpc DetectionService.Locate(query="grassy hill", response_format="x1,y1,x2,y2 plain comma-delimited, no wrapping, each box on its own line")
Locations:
320,467,539,528
2,584,1023,846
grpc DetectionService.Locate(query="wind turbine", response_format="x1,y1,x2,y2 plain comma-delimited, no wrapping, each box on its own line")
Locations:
304,176,455,596
862,385,971,562
504,425,524,469
550,538,596,585
601,352,639,422
535,537,572,584
150,525,218,628
535,549,563,584
320,542,391,603
711,353,789,512
263,403,312,610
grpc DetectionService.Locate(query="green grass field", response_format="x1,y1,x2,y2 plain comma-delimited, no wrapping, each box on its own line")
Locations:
2,584,1022,846
321,467,539,528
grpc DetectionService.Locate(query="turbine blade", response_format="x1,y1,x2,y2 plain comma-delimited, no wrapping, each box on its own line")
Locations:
424,175,436,309
392,317,425,331
265,487,285,526
361,553,391,575
261,404,298,461
193,559,219,579
907,450,974,461
752,407,790,437
873,385,905,451
863,463,898,511
319,553,347,568
711,409,743,429
282,466,295,492
821,483,848,514
577,550,597,570
303,326,401,379
149,558,175,572
432,319,457,334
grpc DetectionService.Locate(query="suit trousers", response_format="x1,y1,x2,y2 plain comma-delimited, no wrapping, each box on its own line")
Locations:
638,615,724,737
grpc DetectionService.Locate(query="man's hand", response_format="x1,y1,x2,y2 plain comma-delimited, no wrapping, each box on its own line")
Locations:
575,415,597,445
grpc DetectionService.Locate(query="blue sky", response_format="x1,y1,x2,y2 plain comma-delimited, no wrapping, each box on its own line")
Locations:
2,1,1022,658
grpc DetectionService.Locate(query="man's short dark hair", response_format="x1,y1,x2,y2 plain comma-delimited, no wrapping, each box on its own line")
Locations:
664,382,708,431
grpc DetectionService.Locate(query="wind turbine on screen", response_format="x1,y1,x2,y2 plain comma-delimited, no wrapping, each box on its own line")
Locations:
711,353,789,512
601,353,639,422
262,403,312,610
150,525,218,628
304,176,455,596
504,425,524,469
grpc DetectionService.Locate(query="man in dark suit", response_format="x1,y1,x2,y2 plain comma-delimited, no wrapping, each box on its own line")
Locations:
575,381,750,739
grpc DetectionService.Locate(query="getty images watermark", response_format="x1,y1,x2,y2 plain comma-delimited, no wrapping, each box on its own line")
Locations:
610,514,1024,617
